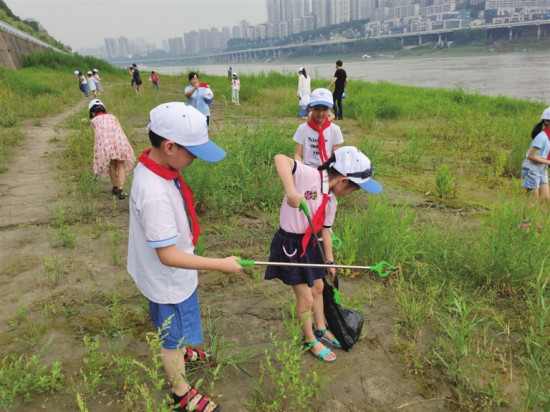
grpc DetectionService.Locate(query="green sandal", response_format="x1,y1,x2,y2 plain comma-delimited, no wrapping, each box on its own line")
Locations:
303,338,336,362
313,326,342,349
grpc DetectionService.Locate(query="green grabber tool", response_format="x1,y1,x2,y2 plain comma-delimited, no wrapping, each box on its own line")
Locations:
236,260,396,277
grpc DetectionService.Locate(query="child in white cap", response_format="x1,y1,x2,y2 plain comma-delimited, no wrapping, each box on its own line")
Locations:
87,71,97,97
293,88,342,167
127,102,242,412
92,69,103,94
231,72,240,105
521,106,550,224
265,146,382,362
88,99,135,199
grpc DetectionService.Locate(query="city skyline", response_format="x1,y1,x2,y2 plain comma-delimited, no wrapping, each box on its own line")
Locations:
4,0,267,51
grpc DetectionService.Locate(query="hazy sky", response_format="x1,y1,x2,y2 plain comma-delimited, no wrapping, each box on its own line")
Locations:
5,0,267,51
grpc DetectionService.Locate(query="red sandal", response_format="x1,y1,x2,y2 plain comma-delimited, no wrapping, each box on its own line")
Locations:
183,347,211,363
175,387,220,412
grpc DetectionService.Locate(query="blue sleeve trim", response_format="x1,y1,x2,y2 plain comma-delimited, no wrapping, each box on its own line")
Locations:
147,236,177,248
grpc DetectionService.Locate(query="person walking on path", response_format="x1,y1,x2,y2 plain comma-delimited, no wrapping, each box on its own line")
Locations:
149,71,159,89
87,71,98,97
93,69,103,95
227,66,232,80
76,71,89,98
293,88,343,167
89,99,135,199
231,72,240,105
127,102,242,412
265,146,382,363
185,72,212,125
327,60,347,120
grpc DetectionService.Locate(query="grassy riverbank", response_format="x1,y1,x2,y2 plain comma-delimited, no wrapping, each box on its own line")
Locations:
1,51,549,411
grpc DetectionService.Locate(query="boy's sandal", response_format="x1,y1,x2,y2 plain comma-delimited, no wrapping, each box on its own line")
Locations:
313,326,342,349
118,188,127,200
303,338,336,362
111,186,118,196
184,347,211,363
175,387,220,412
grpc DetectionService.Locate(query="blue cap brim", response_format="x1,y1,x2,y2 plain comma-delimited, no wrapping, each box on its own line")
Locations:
185,140,226,163
310,101,333,108
357,178,383,194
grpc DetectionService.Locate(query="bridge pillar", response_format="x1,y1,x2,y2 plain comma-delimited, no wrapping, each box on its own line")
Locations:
509,28,512,41
537,24,541,41
418,35,422,45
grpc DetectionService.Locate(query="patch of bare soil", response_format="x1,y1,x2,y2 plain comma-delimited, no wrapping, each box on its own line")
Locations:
0,101,453,411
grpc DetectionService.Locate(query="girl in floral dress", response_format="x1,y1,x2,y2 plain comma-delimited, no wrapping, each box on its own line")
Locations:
89,99,135,199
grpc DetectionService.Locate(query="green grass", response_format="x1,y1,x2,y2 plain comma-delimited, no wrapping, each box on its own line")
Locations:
1,49,549,410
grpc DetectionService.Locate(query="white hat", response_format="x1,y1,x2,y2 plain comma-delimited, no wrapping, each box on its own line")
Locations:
298,67,304,72
299,95,310,110
88,99,104,110
93,68,98,73
87,71,92,75
203,88,214,100
541,107,550,120
74,70,79,77
147,102,226,163
309,88,333,108
232,72,237,76
332,146,382,194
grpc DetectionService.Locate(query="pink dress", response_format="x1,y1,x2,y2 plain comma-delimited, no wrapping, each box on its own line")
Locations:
91,113,135,177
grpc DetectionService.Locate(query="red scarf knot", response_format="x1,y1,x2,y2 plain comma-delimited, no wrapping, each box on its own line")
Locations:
307,117,331,164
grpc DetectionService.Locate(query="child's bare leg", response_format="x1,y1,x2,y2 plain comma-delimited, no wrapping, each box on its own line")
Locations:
108,159,117,187
116,160,126,190
311,278,337,342
292,283,335,360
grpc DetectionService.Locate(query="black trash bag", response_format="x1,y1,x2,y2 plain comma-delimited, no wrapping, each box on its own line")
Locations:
322,276,364,351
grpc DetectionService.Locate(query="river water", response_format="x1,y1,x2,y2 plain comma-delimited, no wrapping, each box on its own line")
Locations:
147,50,549,103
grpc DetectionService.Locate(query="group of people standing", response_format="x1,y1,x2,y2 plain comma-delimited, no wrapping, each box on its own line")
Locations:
296,59,348,121
75,69,103,98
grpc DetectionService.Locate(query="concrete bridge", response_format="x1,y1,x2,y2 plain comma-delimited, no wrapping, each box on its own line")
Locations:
113,20,550,67
0,21,66,69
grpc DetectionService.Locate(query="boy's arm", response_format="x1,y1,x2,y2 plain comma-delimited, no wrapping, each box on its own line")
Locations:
327,77,336,90
156,245,242,274
274,154,303,208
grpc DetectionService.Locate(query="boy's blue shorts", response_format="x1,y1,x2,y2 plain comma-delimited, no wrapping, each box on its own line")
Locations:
148,288,203,349
521,159,548,190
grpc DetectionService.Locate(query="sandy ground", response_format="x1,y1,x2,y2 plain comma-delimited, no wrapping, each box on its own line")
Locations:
0,100,454,411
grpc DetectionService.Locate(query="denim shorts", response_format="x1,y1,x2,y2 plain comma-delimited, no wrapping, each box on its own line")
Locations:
148,288,203,349
521,159,548,189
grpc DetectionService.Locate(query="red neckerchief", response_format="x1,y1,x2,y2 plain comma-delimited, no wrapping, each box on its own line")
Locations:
307,117,331,164
138,148,200,246
301,171,330,257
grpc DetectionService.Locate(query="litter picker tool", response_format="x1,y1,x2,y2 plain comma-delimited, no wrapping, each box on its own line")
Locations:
237,260,396,278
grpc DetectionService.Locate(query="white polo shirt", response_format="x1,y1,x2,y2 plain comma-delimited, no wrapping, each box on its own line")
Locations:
127,163,198,304
293,122,344,167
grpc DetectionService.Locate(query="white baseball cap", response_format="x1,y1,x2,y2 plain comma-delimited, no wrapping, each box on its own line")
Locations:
298,67,304,72
74,70,79,77
541,107,550,120
147,102,226,163
88,99,104,110
332,146,382,194
309,88,333,108
87,71,92,75
232,72,238,76
203,88,214,100
93,68,98,73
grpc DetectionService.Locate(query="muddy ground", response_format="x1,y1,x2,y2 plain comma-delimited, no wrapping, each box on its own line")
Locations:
0,99,468,412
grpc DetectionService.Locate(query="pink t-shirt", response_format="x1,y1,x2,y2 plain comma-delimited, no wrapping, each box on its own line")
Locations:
279,161,337,234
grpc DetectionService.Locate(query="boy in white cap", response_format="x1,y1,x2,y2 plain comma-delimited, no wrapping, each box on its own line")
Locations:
293,88,343,167
127,102,242,412
265,146,382,363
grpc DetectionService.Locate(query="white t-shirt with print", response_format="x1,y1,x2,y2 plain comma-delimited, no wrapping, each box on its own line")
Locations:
293,122,344,167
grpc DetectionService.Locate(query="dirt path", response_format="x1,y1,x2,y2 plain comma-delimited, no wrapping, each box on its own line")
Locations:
0,101,453,411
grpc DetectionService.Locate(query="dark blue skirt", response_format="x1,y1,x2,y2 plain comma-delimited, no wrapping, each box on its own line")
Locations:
265,228,327,287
